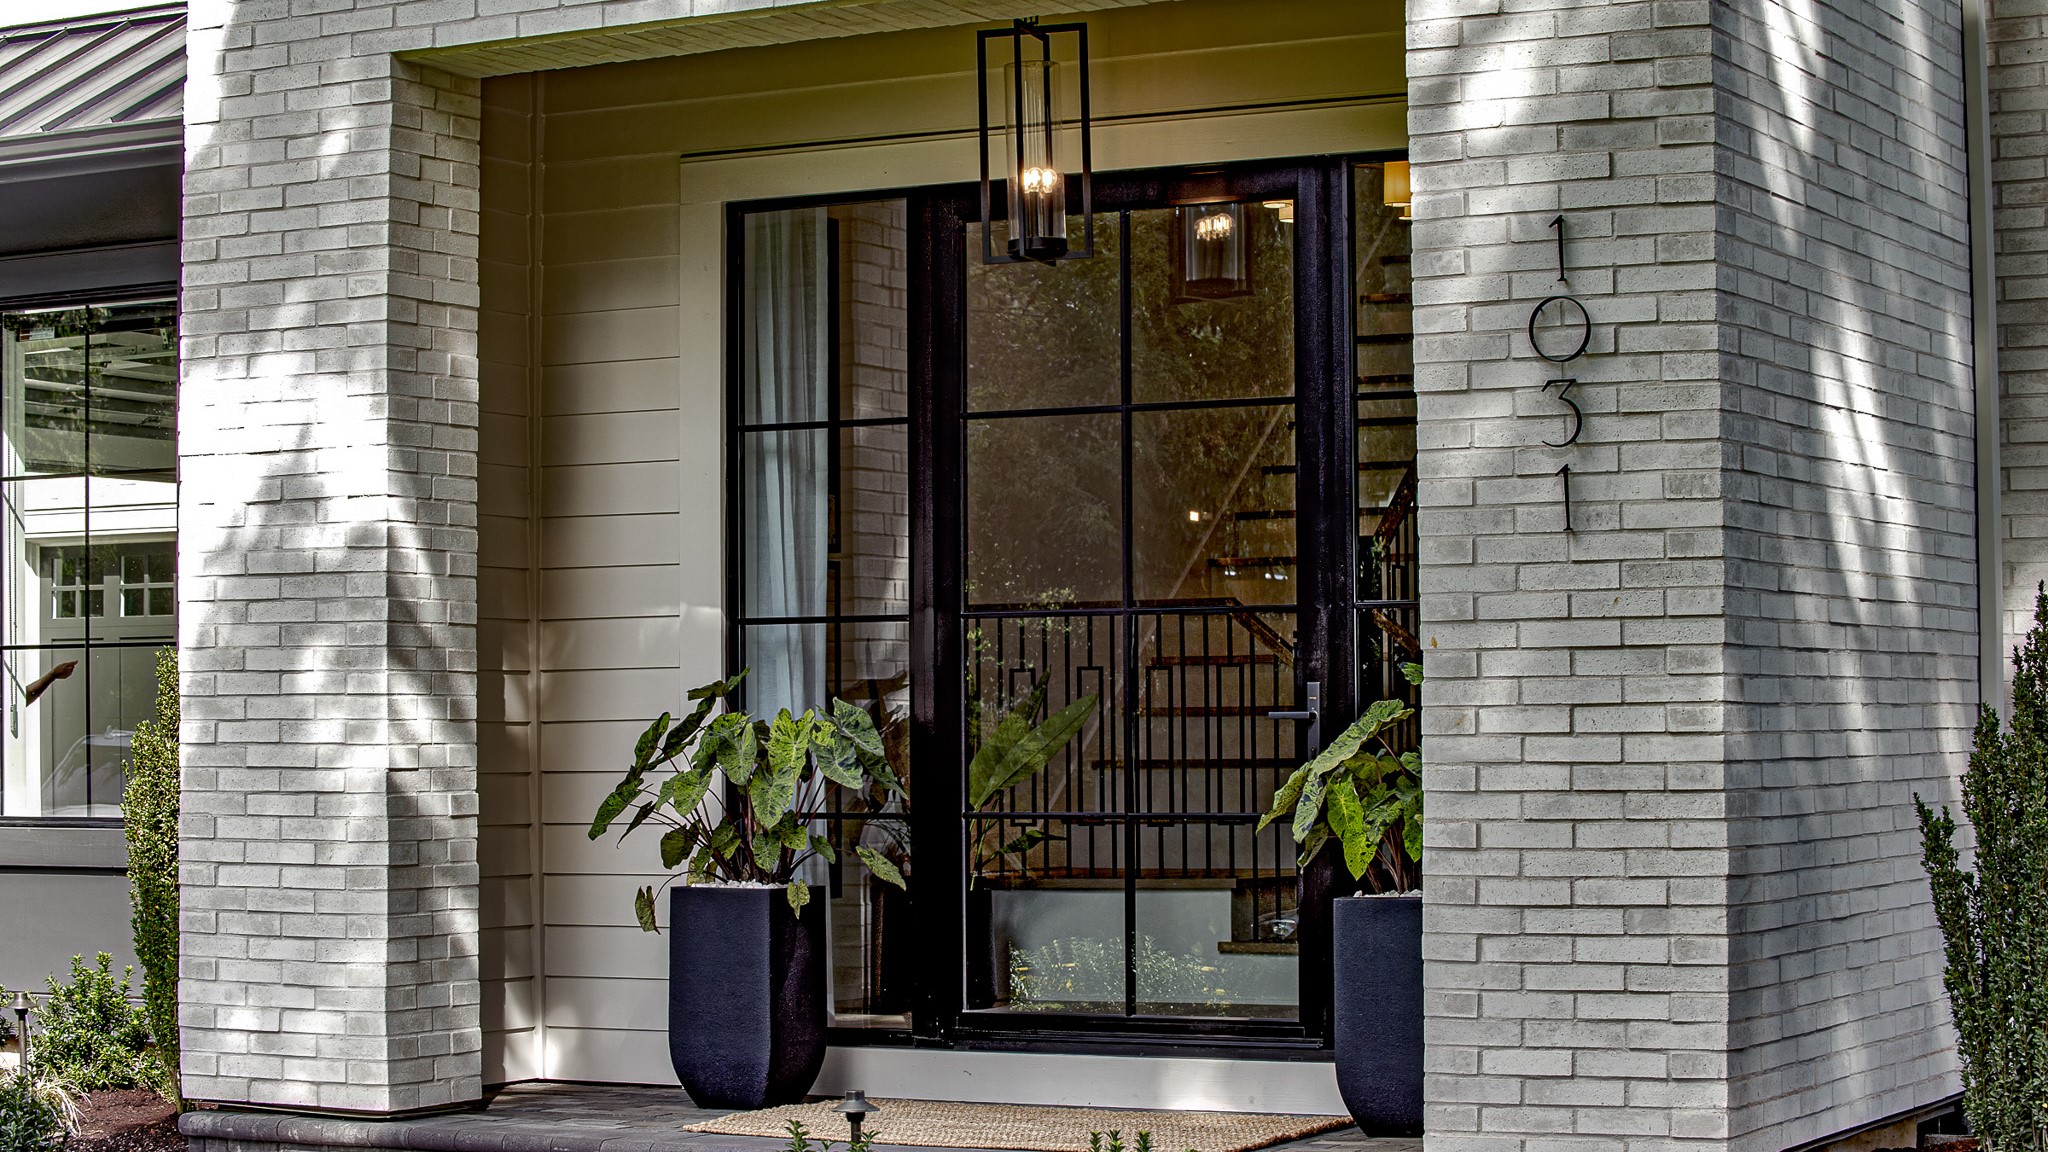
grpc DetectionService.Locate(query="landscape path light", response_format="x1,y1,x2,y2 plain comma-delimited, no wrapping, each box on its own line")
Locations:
833,1089,881,1144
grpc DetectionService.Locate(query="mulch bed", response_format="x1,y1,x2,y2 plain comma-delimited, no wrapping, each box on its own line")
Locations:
66,1088,183,1152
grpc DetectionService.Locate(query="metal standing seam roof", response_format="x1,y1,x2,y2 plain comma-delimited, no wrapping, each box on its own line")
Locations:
0,4,184,143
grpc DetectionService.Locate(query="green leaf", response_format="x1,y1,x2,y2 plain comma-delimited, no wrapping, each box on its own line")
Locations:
998,826,1053,857
1327,781,1372,880
660,826,695,870
817,729,864,789
710,823,740,857
633,712,671,770
688,844,717,884
862,747,907,798
662,698,718,759
995,693,1098,794
660,768,714,817
1295,823,1330,869
833,699,885,758
857,844,907,889
588,779,641,840
810,833,838,864
750,754,800,828
1293,771,1330,843
967,684,1045,809
633,885,659,933
624,799,660,836
769,709,807,779
688,669,749,701
1400,661,1424,686
786,879,810,913
717,714,759,785
1258,765,1311,833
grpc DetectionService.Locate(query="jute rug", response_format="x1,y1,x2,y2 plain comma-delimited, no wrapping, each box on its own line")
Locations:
685,1098,1349,1152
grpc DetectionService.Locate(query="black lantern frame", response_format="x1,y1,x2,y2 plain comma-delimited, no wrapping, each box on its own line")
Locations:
976,18,1094,265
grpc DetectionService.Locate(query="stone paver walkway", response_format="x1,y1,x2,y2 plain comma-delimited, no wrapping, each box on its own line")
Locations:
182,1082,1423,1152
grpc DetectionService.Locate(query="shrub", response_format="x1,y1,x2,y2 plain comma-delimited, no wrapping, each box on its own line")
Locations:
124,645,179,1104
1918,586,2048,1149
0,984,12,1049
32,953,149,1091
0,1068,72,1152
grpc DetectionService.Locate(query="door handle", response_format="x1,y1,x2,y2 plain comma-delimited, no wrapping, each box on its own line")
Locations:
1268,680,1321,751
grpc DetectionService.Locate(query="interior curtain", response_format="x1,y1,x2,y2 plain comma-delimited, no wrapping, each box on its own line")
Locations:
742,209,831,718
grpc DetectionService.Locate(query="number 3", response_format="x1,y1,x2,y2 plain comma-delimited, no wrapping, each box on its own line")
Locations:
1542,377,1582,448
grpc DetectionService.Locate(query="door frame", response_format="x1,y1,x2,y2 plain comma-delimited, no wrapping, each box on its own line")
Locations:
723,156,1380,1058
911,158,1361,1055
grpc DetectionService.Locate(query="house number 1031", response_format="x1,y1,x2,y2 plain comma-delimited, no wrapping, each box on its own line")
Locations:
1527,214,1589,531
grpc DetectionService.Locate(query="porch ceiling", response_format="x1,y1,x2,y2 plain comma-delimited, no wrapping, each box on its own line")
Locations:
403,0,1166,78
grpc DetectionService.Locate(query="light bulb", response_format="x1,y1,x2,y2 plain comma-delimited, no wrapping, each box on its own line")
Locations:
1195,212,1233,242
1020,166,1060,195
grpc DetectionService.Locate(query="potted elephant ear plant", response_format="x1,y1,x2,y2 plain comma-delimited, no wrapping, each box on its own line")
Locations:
588,670,906,1109
1257,663,1423,1137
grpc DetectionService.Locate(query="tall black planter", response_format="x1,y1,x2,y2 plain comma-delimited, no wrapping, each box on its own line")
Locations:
668,886,827,1109
1332,893,1423,1136
966,887,1000,1009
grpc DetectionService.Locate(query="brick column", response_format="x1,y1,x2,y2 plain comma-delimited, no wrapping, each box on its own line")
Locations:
177,18,484,1110
1410,1,1970,1149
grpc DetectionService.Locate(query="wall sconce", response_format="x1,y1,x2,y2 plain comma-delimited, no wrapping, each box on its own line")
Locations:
977,18,1094,265
1383,161,1413,220
1172,202,1251,301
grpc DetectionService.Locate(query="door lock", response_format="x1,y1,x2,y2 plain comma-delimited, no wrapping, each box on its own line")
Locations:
1268,680,1321,751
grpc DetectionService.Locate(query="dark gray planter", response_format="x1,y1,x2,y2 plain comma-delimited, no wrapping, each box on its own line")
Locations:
1332,893,1423,1136
667,885,826,1109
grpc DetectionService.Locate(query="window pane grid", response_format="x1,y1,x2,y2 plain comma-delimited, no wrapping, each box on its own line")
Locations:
1,299,177,819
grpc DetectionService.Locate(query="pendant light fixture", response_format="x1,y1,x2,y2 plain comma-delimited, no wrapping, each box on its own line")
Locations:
977,18,1095,265
1171,201,1252,301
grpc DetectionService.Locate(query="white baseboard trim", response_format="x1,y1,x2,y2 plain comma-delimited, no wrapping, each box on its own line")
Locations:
810,1047,1347,1116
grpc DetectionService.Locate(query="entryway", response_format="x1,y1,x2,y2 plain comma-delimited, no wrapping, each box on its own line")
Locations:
726,158,1416,1055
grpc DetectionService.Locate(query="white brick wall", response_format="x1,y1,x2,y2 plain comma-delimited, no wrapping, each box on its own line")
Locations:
1993,1,2048,668
1408,0,1969,1148
1714,1,1973,1147
177,0,1152,1111
179,29,487,1109
183,0,1979,1133
1408,2,1737,1146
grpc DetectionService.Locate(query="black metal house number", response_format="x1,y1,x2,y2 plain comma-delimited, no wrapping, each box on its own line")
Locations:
1527,214,1590,531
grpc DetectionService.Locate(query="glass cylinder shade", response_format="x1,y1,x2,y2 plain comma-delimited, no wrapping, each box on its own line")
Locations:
1172,203,1251,301
1003,55,1068,263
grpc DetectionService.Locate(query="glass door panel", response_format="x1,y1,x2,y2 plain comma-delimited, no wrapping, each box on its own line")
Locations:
961,195,1306,1025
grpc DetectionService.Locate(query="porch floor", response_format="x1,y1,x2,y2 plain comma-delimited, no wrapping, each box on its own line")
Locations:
180,1082,1423,1152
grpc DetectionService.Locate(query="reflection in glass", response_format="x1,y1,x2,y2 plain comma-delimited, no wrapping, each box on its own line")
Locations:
1129,608,1299,1017
1,300,177,818
967,217,1120,412
735,201,913,1029
1131,203,1294,404
1132,405,1295,607
966,414,1122,610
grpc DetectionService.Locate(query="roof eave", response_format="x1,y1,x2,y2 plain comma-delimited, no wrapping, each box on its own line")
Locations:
0,117,180,180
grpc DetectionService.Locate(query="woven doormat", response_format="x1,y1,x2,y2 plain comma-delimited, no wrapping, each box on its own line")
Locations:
685,1098,1349,1152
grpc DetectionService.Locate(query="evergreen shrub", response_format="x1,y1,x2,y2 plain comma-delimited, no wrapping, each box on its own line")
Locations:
0,1068,68,1152
32,953,149,1091
1918,587,2048,1149
123,645,179,1103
